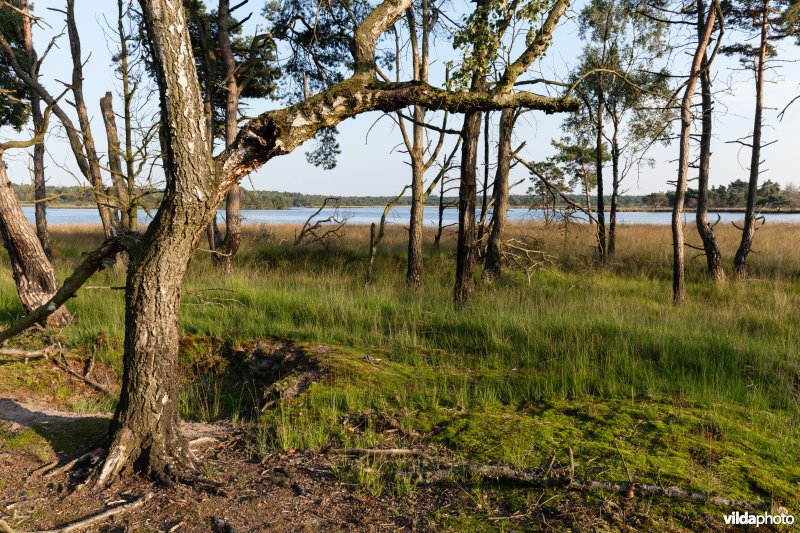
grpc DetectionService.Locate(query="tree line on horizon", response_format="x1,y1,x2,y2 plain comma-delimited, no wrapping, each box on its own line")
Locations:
12,179,800,211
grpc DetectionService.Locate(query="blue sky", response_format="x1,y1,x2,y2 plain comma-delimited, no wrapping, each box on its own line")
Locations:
2,0,800,197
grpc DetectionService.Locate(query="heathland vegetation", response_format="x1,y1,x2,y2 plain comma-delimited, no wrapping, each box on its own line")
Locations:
0,0,798,530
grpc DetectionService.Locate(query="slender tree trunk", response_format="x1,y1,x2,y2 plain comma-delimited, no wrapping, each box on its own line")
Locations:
66,0,114,239
673,0,718,304
434,176,446,248
733,0,768,279
695,4,725,282
595,97,607,262
211,0,242,274
20,2,50,257
100,93,131,232
118,0,138,232
0,159,71,328
609,130,619,257
407,151,425,287
483,108,513,281
477,112,491,250
455,110,481,307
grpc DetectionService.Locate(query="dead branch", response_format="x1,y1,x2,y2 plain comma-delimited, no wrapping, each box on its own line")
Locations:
295,198,349,249
51,347,115,397
331,448,427,458
402,464,769,511
0,236,131,344
28,492,153,533
502,238,556,283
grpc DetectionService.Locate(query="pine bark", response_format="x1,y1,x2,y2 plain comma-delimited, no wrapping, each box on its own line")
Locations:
483,108,513,281
454,110,481,307
20,1,50,257
609,130,620,257
672,0,719,304
733,0,769,279
595,96,607,262
211,0,241,274
695,1,725,282
0,160,71,328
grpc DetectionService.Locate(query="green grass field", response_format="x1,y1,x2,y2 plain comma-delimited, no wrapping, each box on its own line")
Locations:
1,221,798,527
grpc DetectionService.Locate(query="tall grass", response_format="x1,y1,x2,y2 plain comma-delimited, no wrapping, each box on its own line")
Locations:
0,221,796,416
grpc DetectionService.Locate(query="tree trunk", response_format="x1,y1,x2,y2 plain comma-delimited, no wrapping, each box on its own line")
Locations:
595,97,607,262
66,0,114,239
407,152,425,287
609,130,619,257
672,0,718,304
695,3,725,283
20,2,50,257
454,110,481,307
477,112,491,250
100,92,131,232
733,0,768,280
211,0,241,274
96,0,216,487
483,108,513,281
0,159,71,328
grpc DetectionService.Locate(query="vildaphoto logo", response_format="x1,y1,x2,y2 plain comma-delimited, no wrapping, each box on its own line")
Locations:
723,511,795,527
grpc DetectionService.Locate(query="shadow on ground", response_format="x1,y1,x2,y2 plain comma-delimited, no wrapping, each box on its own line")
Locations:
0,398,109,457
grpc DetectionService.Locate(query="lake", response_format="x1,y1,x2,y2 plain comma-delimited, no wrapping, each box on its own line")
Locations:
21,206,800,227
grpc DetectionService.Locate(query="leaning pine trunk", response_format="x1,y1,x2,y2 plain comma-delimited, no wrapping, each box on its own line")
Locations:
672,0,719,304
211,0,242,274
0,159,71,328
733,0,768,279
695,12,725,283
483,108,514,281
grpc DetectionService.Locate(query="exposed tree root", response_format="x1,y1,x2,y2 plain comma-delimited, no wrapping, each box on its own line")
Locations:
402,464,770,511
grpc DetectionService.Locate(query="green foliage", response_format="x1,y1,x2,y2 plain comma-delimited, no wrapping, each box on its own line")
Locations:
451,0,556,89
184,0,280,139
0,3,31,131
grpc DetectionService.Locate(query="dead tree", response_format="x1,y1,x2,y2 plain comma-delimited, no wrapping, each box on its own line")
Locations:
673,0,722,303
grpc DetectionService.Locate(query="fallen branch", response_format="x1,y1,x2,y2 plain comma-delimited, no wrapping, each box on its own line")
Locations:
331,448,427,458
51,348,115,397
402,464,769,511
32,492,153,533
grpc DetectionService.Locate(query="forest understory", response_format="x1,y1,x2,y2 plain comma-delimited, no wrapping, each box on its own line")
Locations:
0,222,798,532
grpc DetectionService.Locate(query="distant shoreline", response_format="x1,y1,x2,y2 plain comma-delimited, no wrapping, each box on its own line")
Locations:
18,204,800,214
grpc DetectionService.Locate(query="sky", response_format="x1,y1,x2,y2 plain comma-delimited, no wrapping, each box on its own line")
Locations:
2,0,800,198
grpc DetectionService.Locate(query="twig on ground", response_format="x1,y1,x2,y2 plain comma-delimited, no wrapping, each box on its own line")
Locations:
330,448,427,458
